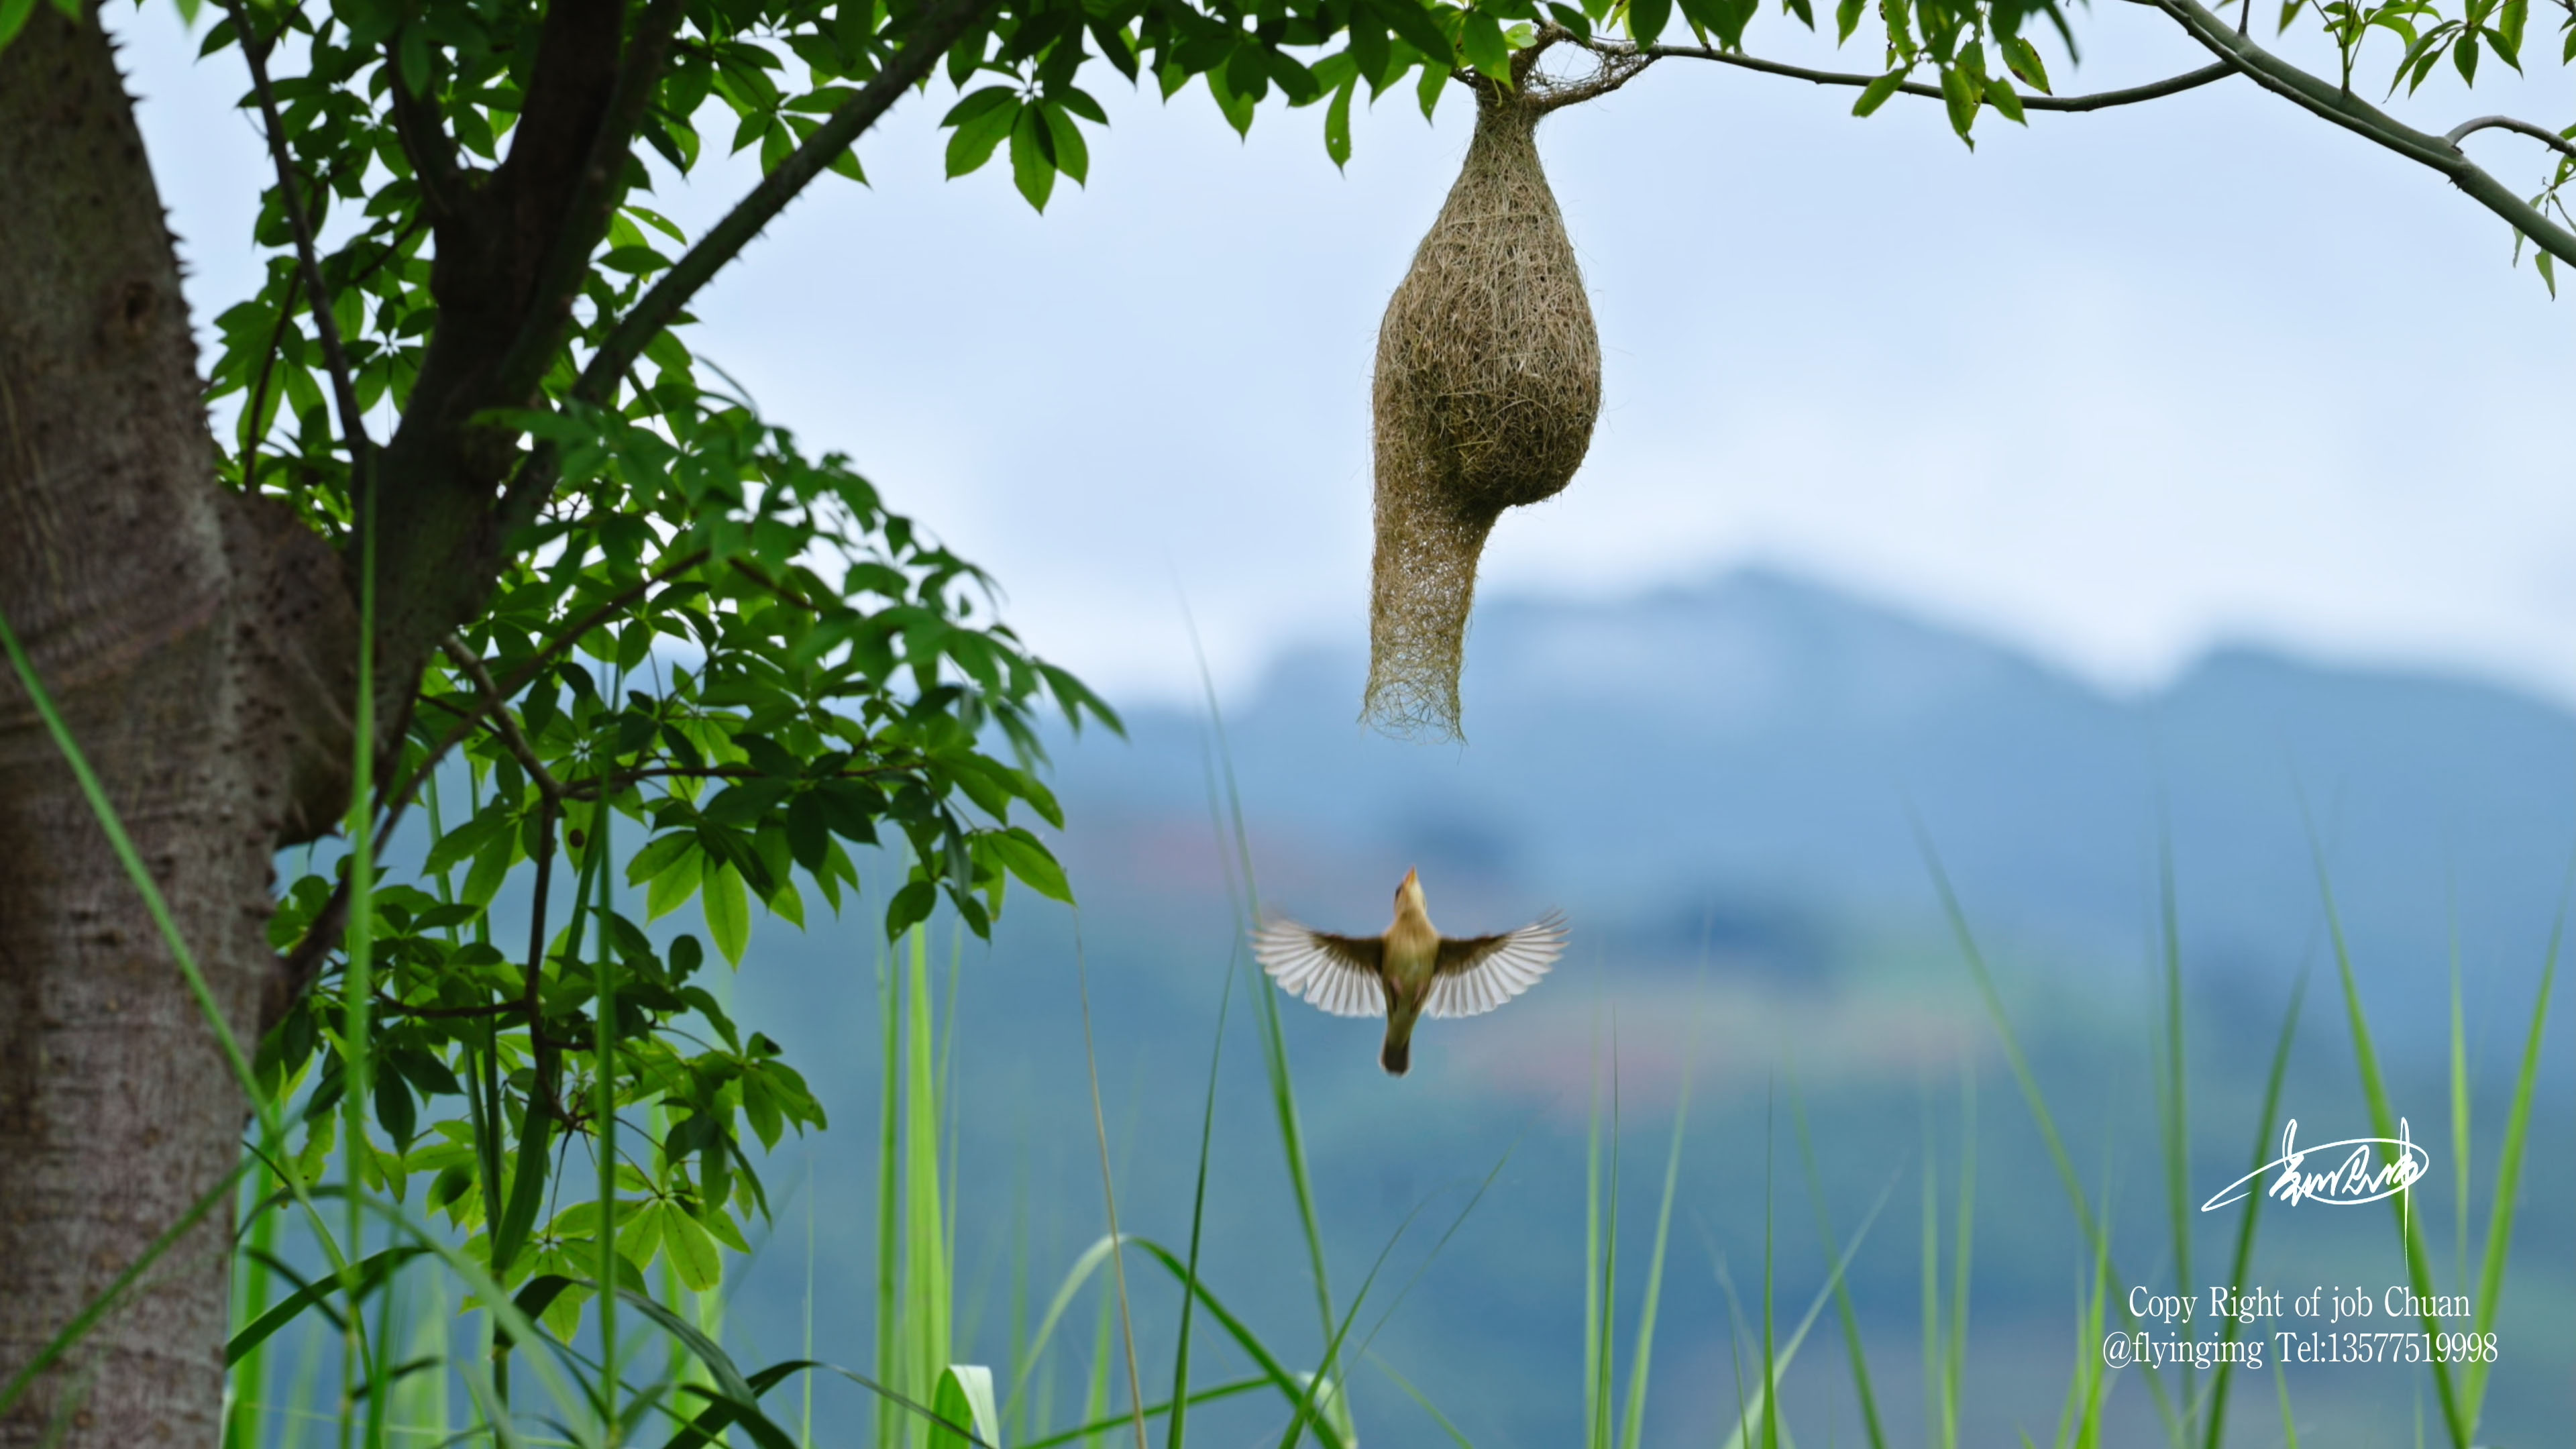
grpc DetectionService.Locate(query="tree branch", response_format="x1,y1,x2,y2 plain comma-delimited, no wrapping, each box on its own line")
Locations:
227,0,372,464
2445,113,2576,163
440,637,564,803
2144,0,2576,266
487,0,695,407
1585,35,2237,112
368,547,707,851
564,0,996,409
383,44,470,222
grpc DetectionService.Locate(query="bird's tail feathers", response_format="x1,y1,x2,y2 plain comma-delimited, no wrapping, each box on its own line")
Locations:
1380,1037,1410,1076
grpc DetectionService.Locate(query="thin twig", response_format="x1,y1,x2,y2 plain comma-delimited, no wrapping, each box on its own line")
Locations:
440,637,564,803
2445,114,2576,162
225,0,372,466
2142,0,2576,265
368,548,706,849
1582,34,2238,113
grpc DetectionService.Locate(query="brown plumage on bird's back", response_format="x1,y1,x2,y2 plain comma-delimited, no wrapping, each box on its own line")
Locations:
1249,869,1568,1077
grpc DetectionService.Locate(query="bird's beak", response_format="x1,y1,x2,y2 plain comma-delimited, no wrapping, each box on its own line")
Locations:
1397,867,1419,907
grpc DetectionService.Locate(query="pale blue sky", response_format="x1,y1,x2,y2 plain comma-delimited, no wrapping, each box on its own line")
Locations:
120,5,2576,707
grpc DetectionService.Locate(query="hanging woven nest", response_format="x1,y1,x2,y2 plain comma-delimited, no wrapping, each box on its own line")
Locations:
1362,36,1651,741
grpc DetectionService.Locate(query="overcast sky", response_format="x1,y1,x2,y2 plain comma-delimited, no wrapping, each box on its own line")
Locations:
119,6,2576,708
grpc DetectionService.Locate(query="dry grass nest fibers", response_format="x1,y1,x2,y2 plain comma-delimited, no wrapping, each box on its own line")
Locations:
1364,38,1650,740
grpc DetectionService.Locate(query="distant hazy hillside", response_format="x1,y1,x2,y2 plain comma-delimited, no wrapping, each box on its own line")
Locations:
724,568,2575,1446
1051,567,2576,1046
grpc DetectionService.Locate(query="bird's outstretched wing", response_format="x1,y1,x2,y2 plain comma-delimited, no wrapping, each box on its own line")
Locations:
1252,920,1387,1018
1426,910,1566,1019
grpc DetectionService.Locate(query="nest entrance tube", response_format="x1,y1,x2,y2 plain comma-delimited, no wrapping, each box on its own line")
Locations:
1362,44,1646,741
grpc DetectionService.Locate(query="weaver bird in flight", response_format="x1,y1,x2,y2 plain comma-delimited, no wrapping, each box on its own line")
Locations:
1252,869,1566,1075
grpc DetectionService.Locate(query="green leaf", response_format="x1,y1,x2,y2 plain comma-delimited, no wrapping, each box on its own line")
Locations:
1852,68,1909,116
1009,103,1057,211
1628,0,1673,48
1042,103,1091,186
1379,0,1458,66
2002,35,2051,92
945,94,1020,178
1461,9,1511,76
983,827,1073,904
886,879,937,940
1415,59,1450,121
663,1204,724,1291
704,863,752,967
1834,0,1866,40
1325,76,1356,168
647,845,704,922
929,1365,1002,1449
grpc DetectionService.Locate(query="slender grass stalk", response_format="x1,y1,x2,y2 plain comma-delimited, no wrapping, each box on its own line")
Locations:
1582,1039,1603,1449
2299,826,2465,1444
1615,1064,1688,1449
1920,1089,1943,1449
588,799,620,1444
2154,830,2192,1430
1069,918,1148,1449
877,924,902,1449
1790,1087,1887,1449
1364,1352,1477,1449
1081,1285,1113,1448
1167,963,1237,1449
2447,899,2469,1299
227,1154,282,1449
2461,885,2561,1428
2200,973,2306,1449
907,924,955,1448
1187,625,1337,1357
337,473,380,1449
0,606,270,1121
1947,1067,1976,1448
1758,1128,1778,1449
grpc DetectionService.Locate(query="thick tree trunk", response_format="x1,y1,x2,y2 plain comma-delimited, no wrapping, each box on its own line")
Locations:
0,11,354,1446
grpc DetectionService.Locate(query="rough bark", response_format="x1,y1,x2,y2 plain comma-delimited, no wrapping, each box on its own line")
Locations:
0,11,356,1446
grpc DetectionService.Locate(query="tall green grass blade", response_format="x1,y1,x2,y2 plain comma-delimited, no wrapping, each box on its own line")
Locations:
1187,626,1338,1355
1915,825,2184,1433
2273,1362,2300,1449
930,1365,1002,1449
2200,971,2305,1449
1919,1091,1941,1449
1709,1169,1895,1449
2462,892,2559,1426
588,802,621,1442
2300,825,2465,1445
906,924,955,1448
2447,905,2468,1298
1789,1089,1886,1449
0,1159,250,1419
1082,1279,1113,1448
1946,1069,1975,1449
1167,964,1236,1449
1069,921,1148,1449
1616,1066,1689,1449
227,1155,284,1449
1364,1353,1477,1449
1582,1043,1604,1449
2154,828,2192,1427
1022,1377,1268,1449
0,607,270,1123
877,926,902,1449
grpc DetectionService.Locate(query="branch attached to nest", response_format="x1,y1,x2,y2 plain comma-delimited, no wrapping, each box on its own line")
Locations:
1474,26,1658,111
1573,32,2235,113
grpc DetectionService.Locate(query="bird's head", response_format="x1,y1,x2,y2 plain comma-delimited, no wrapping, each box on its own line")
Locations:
1395,867,1424,911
